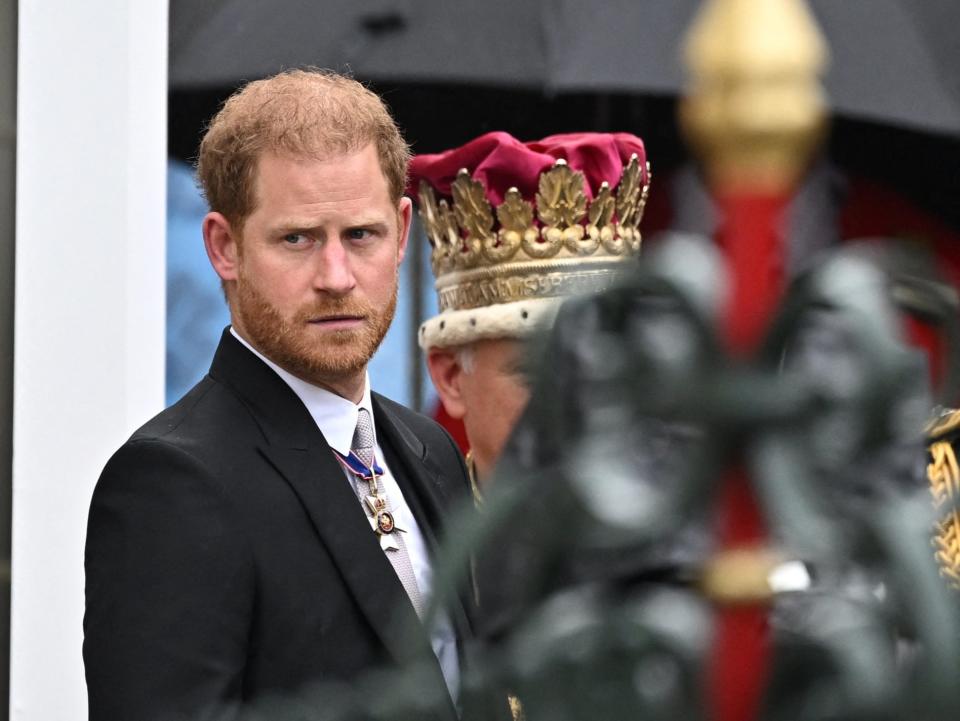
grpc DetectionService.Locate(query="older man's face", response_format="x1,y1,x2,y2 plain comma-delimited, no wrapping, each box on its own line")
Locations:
428,338,531,486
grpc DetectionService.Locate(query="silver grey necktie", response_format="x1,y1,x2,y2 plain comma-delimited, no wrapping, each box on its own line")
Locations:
351,408,376,469
351,408,425,617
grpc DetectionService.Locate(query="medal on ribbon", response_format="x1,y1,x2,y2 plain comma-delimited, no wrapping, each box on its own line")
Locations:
335,450,406,551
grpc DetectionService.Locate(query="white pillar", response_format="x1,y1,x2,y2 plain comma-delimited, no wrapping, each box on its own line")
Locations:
12,2,168,718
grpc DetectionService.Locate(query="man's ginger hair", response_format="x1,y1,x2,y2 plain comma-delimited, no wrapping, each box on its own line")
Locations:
197,68,410,232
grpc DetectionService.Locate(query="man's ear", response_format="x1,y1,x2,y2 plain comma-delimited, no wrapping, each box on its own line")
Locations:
203,212,240,282
426,348,466,420
395,196,412,265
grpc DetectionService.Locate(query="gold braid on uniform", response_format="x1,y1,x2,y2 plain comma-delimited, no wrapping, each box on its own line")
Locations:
508,694,525,721
466,450,483,506
927,410,960,590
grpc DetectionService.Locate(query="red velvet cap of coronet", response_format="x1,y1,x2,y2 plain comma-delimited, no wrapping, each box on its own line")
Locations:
408,131,649,205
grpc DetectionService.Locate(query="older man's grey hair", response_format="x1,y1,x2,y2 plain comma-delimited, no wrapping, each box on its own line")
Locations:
454,345,475,374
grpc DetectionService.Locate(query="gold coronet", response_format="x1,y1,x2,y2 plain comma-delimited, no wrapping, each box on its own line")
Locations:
419,157,651,311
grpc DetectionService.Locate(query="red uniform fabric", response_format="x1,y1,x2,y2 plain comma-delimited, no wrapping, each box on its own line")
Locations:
839,176,960,394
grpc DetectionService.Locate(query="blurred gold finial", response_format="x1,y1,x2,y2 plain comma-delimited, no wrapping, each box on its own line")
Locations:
680,0,829,194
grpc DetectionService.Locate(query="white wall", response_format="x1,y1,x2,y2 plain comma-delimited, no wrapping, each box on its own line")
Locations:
12,2,168,718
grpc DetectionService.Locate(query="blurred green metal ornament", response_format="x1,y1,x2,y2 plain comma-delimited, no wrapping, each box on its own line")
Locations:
451,235,960,721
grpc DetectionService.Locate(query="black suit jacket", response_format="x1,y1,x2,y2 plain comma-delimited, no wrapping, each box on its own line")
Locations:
84,330,476,721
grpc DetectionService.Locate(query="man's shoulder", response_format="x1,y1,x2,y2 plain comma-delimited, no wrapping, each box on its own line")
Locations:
131,374,251,443
106,374,263,481
93,374,268,503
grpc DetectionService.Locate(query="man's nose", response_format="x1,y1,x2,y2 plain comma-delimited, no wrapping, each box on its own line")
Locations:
312,240,357,296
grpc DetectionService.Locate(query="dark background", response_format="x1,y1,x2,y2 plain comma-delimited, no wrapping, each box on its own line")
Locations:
169,83,960,232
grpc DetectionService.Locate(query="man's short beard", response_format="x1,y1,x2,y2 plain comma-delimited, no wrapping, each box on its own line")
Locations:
234,271,398,388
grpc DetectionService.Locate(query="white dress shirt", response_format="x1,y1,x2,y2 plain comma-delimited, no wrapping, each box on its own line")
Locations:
230,328,460,701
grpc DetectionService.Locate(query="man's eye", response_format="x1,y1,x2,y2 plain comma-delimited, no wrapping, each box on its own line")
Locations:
346,228,373,242
283,233,309,245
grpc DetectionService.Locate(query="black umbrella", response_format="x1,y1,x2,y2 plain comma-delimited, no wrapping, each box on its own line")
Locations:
171,0,960,136
170,0,547,88
546,0,960,136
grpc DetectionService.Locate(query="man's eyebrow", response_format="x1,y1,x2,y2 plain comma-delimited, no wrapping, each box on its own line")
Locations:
345,217,391,229
270,218,318,232
271,216,392,232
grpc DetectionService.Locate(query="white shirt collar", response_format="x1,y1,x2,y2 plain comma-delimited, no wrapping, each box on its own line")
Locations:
230,327,374,456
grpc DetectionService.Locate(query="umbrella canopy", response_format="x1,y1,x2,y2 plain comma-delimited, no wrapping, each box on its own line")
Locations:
546,0,960,136
170,0,547,88
170,0,960,136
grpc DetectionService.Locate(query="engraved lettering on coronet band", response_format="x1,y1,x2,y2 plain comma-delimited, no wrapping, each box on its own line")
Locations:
437,266,630,311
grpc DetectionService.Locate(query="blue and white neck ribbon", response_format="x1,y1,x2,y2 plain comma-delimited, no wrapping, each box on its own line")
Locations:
334,450,384,481
334,450,403,549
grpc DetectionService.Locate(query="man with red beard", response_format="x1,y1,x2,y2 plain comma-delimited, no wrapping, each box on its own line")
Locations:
83,70,481,721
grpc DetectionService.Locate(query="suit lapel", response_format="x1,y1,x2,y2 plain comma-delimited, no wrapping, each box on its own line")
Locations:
373,396,476,649
261,434,462,721
374,398,448,549
208,331,434,668
259,444,434,667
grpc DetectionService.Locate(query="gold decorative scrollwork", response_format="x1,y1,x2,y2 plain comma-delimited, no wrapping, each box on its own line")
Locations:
451,168,492,268
615,154,644,251
418,182,443,246
537,160,587,252
587,182,622,255
565,234,600,255
521,230,563,259
928,440,960,590
418,182,457,274
631,161,653,252
487,188,529,263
